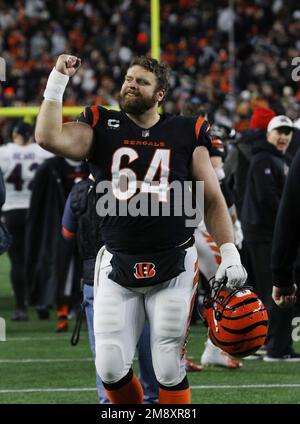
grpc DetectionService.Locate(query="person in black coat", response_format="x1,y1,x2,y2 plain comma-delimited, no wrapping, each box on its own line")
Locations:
284,122,300,297
242,115,300,360
224,107,276,217
285,123,300,166
25,156,88,326
271,148,299,316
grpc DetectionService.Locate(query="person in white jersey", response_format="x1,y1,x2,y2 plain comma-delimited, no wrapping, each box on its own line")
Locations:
0,121,52,321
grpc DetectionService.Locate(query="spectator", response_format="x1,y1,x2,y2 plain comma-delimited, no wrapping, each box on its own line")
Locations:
241,115,299,360
224,106,276,216
285,117,300,165
270,147,300,361
0,121,52,320
25,156,89,326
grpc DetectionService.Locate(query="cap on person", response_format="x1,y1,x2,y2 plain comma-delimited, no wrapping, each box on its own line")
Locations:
267,115,294,132
249,107,276,130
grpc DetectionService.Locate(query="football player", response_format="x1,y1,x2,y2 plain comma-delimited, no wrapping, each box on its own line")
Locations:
35,54,247,404
62,175,158,403
0,121,52,320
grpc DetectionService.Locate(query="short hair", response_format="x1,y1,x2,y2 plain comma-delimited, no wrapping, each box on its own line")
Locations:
128,56,170,96
13,120,33,140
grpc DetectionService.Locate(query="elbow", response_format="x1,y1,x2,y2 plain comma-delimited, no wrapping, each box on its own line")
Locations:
35,129,46,147
35,130,53,150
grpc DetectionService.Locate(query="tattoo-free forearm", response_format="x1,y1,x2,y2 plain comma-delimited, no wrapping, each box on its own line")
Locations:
204,195,234,247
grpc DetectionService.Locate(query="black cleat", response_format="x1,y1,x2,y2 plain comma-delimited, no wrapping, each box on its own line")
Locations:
11,309,28,321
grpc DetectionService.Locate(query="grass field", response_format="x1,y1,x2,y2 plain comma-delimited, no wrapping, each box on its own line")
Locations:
0,254,300,404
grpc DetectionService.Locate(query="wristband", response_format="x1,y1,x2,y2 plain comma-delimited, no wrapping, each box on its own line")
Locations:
43,67,69,102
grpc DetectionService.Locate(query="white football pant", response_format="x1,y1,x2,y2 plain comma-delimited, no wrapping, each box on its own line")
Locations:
93,245,198,387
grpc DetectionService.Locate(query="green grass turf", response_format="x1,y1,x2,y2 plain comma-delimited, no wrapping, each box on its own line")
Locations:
1,253,300,404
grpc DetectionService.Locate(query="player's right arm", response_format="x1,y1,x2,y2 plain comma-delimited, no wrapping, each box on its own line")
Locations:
35,55,93,160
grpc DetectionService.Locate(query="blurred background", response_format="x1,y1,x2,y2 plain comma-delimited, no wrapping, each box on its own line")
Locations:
0,0,300,141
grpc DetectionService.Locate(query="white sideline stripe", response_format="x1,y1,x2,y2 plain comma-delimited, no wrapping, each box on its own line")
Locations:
7,337,69,341
0,358,141,364
0,388,96,393
0,358,92,364
0,358,140,364
191,384,300,389
1,384,300,394
7,336,85,341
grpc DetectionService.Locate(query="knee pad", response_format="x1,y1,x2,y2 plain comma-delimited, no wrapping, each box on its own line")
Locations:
152,292,188,386
95,342,126,384
94,291,124,333
94,292,127,384
154,345,183,387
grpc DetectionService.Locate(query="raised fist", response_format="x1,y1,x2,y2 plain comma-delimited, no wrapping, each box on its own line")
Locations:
55,54,81,77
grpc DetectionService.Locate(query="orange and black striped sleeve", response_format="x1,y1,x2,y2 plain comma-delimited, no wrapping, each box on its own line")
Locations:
194,116,212,150
77,105,100,128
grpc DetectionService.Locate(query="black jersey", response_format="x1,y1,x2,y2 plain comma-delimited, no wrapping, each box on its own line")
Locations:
78,106,211,253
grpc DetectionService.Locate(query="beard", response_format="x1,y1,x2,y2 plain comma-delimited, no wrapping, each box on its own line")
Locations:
118,91,157,115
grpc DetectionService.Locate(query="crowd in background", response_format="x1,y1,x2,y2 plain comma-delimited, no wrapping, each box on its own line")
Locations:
0,0,300,143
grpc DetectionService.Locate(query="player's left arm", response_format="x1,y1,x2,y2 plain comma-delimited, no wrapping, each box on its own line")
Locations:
191,146,247,289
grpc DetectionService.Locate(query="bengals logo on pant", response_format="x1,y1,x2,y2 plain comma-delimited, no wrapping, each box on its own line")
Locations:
134,263,156,279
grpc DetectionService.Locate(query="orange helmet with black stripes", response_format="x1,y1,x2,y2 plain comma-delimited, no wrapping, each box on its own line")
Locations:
203,280,268,358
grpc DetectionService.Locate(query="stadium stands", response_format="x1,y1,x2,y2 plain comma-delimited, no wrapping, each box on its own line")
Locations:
0,0,300,144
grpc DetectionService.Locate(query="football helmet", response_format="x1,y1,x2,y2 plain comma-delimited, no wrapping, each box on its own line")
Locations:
203,279,268,357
